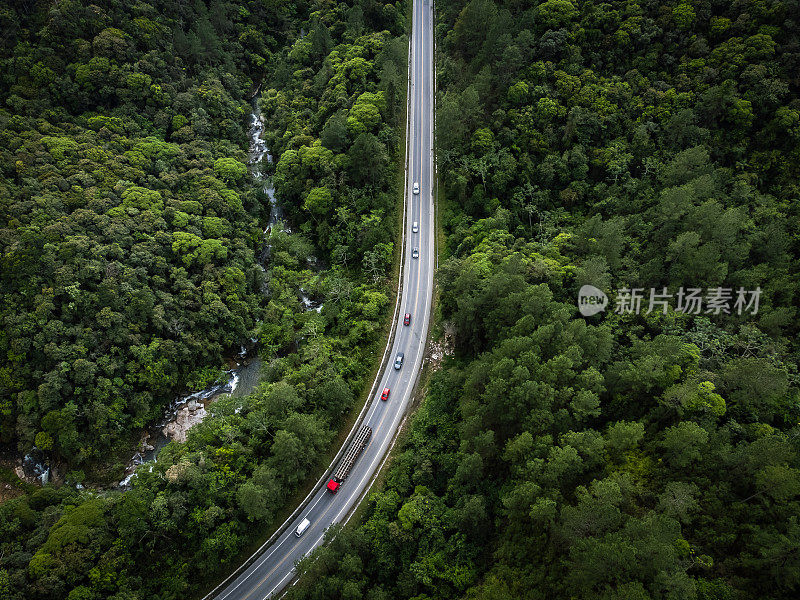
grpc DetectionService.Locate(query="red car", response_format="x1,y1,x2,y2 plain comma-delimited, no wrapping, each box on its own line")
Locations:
381,387,390,401
403,313,411,326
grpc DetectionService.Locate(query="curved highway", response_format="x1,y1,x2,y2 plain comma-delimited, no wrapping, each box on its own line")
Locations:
209,1,435,598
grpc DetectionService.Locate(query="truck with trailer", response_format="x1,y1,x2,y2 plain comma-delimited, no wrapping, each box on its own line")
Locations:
326,425,372,493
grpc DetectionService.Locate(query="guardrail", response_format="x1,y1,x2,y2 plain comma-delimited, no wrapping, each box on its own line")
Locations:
200,22,415,600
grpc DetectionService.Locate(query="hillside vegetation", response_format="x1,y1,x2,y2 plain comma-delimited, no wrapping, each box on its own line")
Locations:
0,0,274,468
0,0,408,598
285,1,800,600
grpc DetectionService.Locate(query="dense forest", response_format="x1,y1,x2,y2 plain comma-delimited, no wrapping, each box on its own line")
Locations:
284,1,800,600
0,0,274,470
3,0,800,598
0,0,408,598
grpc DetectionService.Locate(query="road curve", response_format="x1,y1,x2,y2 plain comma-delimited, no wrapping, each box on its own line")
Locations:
210,1,435,599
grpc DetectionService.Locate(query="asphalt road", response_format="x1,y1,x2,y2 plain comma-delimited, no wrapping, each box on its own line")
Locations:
210,1,435,598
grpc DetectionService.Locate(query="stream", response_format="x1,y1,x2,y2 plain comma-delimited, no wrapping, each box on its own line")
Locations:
18,95,320,490
116,360,262,487
249,95,285,234
116,95,290,487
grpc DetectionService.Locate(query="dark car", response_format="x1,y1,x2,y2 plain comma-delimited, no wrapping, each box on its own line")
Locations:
394,352,404,370
381,387,390,401
404,313,411,326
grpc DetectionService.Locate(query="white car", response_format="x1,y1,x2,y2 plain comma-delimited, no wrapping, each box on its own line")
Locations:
295,518,311,537
412,221,418,233
412,182,419,194
412,247,419,259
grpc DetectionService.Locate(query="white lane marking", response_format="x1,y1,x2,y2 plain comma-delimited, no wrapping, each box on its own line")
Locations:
247,3,436,598
255,370,402,599
285,0,435,589
264,569,293,600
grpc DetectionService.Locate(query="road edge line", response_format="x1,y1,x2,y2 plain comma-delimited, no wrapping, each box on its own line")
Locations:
200,23,415,600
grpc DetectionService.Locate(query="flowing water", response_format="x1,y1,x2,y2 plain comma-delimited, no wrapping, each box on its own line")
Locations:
250,96,321,312
300,288,323,312
117,368,243,486
17,448,50,485
249,97,284,231
117,99,279,487
13,95,321,490
13,97,279,490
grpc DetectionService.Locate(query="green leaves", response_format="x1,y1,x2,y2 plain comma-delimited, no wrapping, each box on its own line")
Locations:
660,421,709,469
0,0,269,473
753,465,800,503
536,0,579,30
237,470,279,522
121,186,163,212
347,91,386,135
171,232,227,266
213,157,247,182
39,136,79,160
672,3,696,31
28,498,109,582
0,1,415,599
303,186,333,216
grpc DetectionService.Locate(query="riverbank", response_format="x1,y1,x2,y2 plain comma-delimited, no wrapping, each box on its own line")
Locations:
116,95,281,488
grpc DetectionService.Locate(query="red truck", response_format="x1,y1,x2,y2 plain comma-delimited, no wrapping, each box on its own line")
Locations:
326,425,372,493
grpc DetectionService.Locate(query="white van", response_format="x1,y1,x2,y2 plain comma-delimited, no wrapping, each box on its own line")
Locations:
412,221,418,233
295,517,311,537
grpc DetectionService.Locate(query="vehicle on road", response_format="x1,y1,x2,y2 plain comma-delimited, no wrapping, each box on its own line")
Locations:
295,518,311,537
404,313,411,326
412,247,419,259
326,425,373,493
394,352,404,369
381,387,390,401
208,0,434,596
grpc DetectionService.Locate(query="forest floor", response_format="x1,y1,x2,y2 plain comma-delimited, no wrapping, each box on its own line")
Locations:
0,464,28,505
